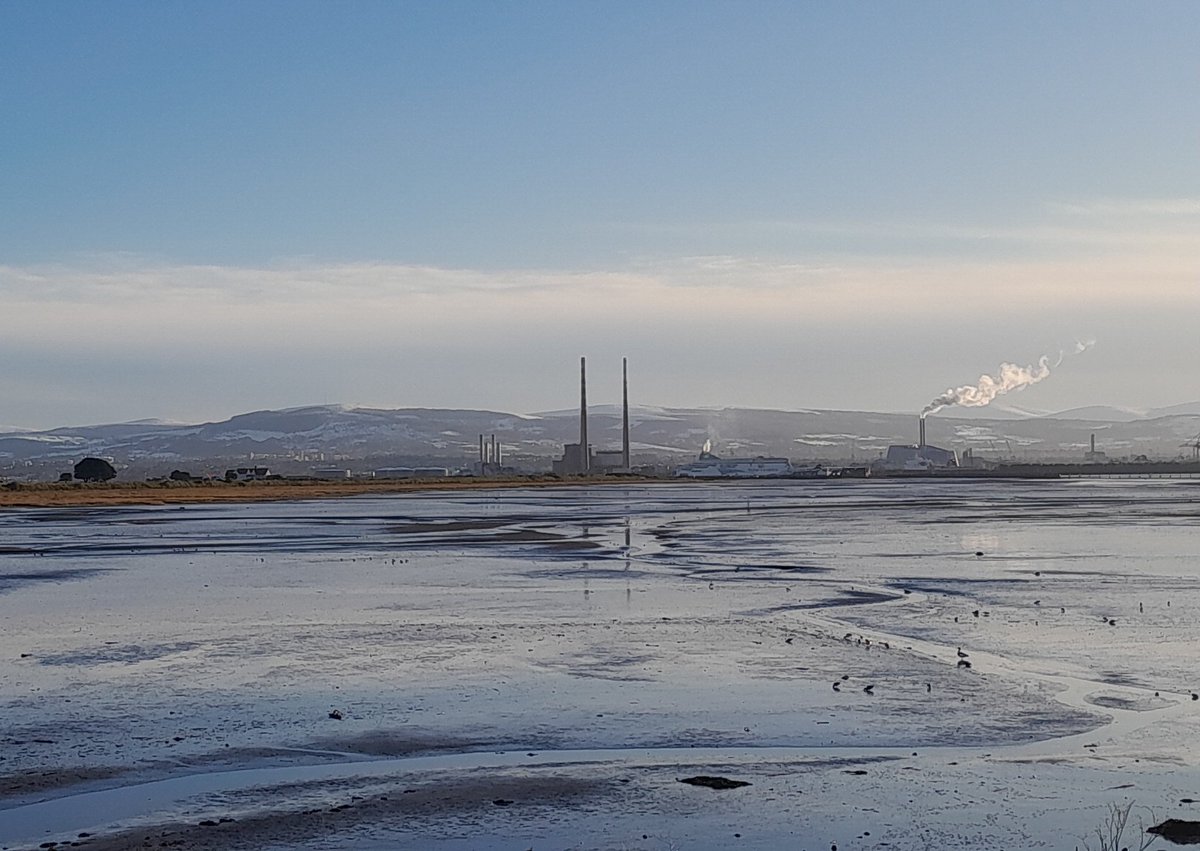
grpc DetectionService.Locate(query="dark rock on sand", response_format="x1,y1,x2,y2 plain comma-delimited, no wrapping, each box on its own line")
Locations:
678,775,751,790
1148,818,1200,843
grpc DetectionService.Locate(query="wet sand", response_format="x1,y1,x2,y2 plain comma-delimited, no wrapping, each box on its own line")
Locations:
4,480,1200,848
0,476,660,508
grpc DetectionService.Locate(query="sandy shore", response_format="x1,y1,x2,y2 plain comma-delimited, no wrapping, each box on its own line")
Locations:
0,476,662,508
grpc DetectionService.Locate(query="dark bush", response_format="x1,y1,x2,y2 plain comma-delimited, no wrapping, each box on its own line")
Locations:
74,457,117,482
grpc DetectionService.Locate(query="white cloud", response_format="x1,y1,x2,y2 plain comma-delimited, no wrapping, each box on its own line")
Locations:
1,238,1196,351
1047,198,1200,217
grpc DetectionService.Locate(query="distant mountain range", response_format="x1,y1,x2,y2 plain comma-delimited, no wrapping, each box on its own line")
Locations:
3,402,1200,478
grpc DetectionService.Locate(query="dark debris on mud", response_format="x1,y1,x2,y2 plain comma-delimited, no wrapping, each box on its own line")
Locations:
677,775,752,790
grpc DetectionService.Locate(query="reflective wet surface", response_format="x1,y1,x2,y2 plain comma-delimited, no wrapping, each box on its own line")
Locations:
4,480,1200,848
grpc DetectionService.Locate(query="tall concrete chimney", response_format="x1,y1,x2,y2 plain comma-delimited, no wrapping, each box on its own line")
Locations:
919,416,926,449
579,356,589,473
1090,433,1095,454
621,357,630,469
479,434,484,464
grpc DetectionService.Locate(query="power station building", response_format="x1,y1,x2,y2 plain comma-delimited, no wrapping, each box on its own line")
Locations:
474,434,507,476
552,356,632,476
879,416,958,471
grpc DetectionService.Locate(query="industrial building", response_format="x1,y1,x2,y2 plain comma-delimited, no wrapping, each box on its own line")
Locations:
878,417,959,471
224,465,273,481
474,434,508,476
375,466,449,478
552,356,632,476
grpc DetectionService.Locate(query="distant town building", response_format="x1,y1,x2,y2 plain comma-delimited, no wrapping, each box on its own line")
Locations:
591,449,626,472
374,467,449,479
225,466,272,481
1084,433,1108,463
312,467,350,479
553,442,592,476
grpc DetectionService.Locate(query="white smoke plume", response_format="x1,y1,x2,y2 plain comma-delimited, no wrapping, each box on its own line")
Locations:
922,356,1053,417
922,340,1095,417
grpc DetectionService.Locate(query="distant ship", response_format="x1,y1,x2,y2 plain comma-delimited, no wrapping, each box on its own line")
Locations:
674,441,796,479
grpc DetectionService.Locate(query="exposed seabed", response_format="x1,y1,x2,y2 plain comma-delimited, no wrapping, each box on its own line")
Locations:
4,480,1200,849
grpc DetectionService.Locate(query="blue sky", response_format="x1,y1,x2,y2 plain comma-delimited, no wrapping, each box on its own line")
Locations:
1,2,1197,427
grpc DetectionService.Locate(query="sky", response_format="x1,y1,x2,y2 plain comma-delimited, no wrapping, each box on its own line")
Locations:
1,1,1197,429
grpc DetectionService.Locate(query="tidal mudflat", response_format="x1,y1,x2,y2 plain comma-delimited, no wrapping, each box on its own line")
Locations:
4,480,1200,849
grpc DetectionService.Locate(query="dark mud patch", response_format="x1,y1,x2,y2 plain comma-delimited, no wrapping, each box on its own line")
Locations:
682,563,833,578
801,588,902,608
38,640,200,667
540,538,605,552
387,518,518,535
887,578,1019,598
1099,671,1146,687
71,771,609,850
168,746,367,770
1084,691,1172,712
737,587,902,616
0,765,127,799
0,568,111,593
309,730,513,758
729,563,831,574
532,652,659,682
17,508,145,523
523,566,657,581
1020,569,1124,577
395,527,605,551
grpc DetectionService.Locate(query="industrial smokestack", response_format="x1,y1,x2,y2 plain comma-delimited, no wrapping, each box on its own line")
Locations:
580,356,589,473
919,416,926,449
490,434,496,466
497,439,502,468
1090,433,1095,454
622,357,630,470
479,434,484,464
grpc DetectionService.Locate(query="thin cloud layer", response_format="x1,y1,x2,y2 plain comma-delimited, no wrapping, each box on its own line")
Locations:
1,205,1196,428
